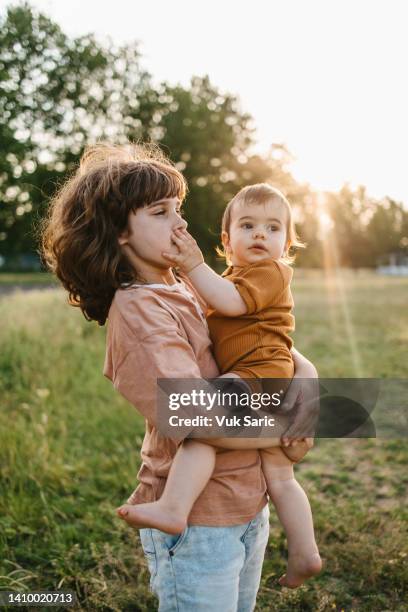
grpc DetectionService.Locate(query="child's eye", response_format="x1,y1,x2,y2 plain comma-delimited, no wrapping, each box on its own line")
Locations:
154,210,166,215
176,209,185,217
269,225,279,231
242,223,252,229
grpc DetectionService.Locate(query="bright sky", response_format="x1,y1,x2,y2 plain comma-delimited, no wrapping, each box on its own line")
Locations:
12,0,408,204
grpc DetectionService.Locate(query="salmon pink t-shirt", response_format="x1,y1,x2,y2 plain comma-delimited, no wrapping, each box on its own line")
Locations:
103,275,267,526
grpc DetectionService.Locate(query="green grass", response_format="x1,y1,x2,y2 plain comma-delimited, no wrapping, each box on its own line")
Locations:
0,272,57,285
292,269,408,377
0,271,407,611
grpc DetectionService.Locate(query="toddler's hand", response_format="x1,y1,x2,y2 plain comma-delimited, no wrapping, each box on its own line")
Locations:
162,228,204,274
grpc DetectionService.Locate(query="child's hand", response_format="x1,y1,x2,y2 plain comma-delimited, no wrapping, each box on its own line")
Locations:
280,360,319,447
281,438,314,463
162,228,204,274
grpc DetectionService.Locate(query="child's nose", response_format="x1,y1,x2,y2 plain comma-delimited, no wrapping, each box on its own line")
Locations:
253,227,265,238
174,216,188,231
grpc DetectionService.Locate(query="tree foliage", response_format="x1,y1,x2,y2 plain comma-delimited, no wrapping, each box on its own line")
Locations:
0,3,407,269
0,3,150,255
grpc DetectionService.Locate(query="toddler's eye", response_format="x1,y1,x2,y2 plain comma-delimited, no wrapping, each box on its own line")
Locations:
242,223,252,229
154,210,166,215
269,225,279,231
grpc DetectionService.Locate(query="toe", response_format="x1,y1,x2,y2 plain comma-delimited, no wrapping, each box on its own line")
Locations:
278,574,287,586
116,506,128,517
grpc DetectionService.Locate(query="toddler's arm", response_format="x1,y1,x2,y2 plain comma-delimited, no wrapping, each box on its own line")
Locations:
162,228,247,316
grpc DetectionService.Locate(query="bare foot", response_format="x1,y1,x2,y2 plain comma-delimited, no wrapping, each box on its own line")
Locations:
279,552,322,588
116,501,187,535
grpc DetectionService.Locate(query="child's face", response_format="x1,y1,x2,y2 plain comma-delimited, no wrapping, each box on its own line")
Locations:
119,197,187,277
223,199,288,267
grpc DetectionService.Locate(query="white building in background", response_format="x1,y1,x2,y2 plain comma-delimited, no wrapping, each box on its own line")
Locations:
377,253,408,276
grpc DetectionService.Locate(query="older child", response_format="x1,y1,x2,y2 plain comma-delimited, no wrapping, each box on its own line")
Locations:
42,144,319,609
118,184,322,588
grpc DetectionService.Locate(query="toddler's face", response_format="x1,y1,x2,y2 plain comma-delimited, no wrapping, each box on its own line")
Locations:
223,199,288,267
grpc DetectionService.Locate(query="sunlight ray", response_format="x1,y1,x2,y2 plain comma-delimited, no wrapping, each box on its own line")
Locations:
317,193,364,377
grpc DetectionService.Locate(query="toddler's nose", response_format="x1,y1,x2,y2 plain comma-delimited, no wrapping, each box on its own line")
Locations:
253,228,265,239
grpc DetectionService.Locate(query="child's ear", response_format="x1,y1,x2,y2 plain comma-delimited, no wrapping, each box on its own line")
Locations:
282,239,290,257
221,231,231,253
118,229,129,246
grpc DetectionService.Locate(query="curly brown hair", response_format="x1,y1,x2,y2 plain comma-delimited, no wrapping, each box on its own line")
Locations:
41,142,187,325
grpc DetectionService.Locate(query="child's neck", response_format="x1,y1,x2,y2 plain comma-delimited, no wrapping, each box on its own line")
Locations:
135,267,178,286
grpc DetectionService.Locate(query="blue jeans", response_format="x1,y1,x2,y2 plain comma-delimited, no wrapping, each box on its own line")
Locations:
139,505,270,612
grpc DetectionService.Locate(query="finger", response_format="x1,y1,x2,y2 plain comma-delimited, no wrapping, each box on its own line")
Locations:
305,437,314,449
176,227,197,242
171,232,188,247
281,416,318,445
280,384,301,412
281,437,290,447
283,440,298,447
162,252,181,262
282,430,301,444
174,227,192,237
175,228,196,246
176,227,193,238
281,436,302,447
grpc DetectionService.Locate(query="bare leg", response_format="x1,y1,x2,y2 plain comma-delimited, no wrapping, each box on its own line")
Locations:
115,410,294,535
117,440,216,534
261,448,322,588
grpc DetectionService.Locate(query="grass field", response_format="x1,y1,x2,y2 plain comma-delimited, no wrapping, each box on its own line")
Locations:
0,271,407,611
0,272,56,286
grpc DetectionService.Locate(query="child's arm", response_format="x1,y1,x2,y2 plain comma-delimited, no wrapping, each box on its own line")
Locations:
162,227,247,316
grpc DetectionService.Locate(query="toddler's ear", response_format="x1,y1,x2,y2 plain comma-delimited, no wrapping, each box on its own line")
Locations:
282,239,291,257
221,231,231,252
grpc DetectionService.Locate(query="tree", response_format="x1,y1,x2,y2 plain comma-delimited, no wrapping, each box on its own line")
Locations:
0,3,151,257
2,4,405,269
0,5,293,266
137,78,299,266
366,198,408,265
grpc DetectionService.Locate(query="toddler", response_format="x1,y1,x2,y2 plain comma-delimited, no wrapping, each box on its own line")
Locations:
118,184,322,588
